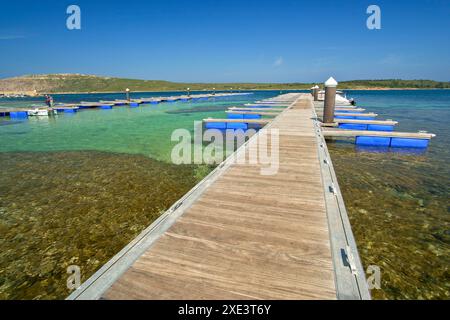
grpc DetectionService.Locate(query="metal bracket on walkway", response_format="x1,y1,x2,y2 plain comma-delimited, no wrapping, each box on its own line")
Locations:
313,99,371,300
345,246,358,275
329,183,337,195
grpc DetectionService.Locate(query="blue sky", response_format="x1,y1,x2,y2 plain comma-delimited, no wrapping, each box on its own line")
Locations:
0,0,449,82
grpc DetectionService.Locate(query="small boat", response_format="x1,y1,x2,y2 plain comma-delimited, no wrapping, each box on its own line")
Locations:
318,91,352,105
27,108,50,116
335,94,352,105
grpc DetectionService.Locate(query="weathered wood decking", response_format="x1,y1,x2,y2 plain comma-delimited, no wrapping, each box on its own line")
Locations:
68,93,369,300
321,128,435,139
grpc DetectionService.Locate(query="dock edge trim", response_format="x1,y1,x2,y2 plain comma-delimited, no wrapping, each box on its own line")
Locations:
66,96,295,300
313,100,371,300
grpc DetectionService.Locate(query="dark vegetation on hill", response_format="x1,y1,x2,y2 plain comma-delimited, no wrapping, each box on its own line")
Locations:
1,74,448,93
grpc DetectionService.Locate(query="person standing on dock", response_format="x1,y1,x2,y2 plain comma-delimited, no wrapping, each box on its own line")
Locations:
45,95,54,108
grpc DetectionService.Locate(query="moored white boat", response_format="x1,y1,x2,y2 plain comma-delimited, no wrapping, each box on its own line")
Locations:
27,109,50,116
335,93,351,105
317,91,352,105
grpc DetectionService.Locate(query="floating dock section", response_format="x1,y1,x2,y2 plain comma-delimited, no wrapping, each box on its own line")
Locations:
322,128,434,147
68,94,370,300
313,100,435,148
0,92,250,120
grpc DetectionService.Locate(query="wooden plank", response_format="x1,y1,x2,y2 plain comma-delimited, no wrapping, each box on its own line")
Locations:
226,111,280,116
81,101,113,105
319,107,365,112
52,103,78,108
229,107,285,112
52,106,79,110
334,112,378,117
99,93,338,300
0,108,40,113
322,119,398,125
0,106,78,113
95,100,130,105
245,103,289,107
138,98,162,102
203,118,271,124
69,93,371,301
114,100,134,104
322,128,435,139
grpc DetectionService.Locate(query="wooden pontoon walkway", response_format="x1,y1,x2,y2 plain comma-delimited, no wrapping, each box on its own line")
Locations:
69,93,369,300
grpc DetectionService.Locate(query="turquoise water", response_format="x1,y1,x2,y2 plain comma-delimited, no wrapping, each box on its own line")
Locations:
0,89,448,299
0,91,283,161
327,90,450,299
0,90,286,299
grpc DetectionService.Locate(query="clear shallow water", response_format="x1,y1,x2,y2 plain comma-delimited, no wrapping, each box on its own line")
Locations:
0,91,283,161
0,90,448,300
0,90,283,299
0,151,202,299
328,90,450,299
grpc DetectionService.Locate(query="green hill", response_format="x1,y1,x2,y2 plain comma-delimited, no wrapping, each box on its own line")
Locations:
0,74,448,94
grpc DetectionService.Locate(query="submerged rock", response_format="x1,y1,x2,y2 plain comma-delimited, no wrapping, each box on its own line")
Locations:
0,151,208,299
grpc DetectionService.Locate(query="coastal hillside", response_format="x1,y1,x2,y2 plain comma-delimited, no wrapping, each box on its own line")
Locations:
0,74,449,94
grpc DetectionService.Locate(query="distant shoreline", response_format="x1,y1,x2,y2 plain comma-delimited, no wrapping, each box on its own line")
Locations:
4,87,447,96
2,74,449,96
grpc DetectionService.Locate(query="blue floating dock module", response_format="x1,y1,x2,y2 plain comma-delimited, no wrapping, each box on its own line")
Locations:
390,138,429,148
339,123,368,130
356,136,391,146
100,105,113,110
0,111,7,117
55,108,78,113
227,122,248,130
10,111,28,119
150,101,159,104
335,115,355,119
227,114,244,119
243,114,261,119
336,110,362,114
205,122,227,129
181,99,188,102
129,102,139,107
367,124,394,131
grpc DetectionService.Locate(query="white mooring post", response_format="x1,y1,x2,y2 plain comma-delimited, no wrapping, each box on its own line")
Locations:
323,77,338,123
313,85,320,101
